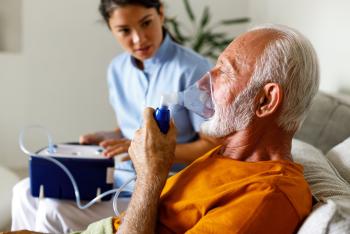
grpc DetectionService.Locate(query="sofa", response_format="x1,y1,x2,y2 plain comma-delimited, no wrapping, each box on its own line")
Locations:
293,91,350,233
295,91,350,154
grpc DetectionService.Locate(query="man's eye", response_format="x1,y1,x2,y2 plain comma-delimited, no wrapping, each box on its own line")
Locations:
219,68,234,80
220,68,229,76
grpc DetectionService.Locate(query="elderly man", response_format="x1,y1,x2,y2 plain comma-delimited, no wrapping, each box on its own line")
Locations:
63,24,320,234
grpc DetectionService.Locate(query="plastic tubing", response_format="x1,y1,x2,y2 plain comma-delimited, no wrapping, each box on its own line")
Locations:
19,125,135,216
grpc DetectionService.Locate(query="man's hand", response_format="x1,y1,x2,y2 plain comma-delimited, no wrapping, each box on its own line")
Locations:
128,107,177,180
118,107,177,234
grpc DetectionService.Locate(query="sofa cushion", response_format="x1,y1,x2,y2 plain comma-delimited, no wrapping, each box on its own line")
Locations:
326,137,350,184
297,199,350,234
292,139,350,234
292,139,350,201
295,92,350,153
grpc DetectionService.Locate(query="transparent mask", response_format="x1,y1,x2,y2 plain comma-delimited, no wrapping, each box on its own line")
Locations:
160,72,215,119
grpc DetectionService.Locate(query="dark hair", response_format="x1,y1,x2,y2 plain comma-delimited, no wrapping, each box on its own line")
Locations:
99,0,181,44
99,0,162,25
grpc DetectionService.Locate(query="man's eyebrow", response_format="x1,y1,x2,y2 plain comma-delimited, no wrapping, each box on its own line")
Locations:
114,14,152,28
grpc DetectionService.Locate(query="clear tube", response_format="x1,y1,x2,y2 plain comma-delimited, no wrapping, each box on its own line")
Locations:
160,93,178,107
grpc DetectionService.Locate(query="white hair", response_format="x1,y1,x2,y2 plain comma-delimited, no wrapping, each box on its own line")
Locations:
249,24,320,132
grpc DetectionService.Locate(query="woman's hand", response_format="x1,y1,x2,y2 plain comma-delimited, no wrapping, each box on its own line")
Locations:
128,107,177,180
79,129,121,145
100,138,131,158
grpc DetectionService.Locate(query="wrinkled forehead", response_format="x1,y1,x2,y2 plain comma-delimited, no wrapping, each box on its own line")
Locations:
220,29,282,74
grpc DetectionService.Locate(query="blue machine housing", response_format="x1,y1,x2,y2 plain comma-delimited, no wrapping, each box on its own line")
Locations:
29,147,115,201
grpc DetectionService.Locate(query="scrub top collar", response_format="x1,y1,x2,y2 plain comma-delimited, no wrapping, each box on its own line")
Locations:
130,33,175,71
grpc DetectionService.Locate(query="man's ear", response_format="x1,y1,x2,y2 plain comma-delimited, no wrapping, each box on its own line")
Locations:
255,83,282,118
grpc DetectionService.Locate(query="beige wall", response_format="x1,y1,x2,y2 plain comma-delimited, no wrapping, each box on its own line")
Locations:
0,0,22,52
249,0,350,94
0,0,248,169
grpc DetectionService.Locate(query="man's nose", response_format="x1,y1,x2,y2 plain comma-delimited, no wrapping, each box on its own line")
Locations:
197,72,212,91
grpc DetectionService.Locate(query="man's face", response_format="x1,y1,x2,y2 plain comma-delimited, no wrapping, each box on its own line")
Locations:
201,30,278,137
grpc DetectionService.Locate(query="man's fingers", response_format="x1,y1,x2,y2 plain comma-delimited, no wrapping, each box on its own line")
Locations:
168,118,177,137
143,107,157,129
143,107,176,137
128,144,135,159
120,155,131,161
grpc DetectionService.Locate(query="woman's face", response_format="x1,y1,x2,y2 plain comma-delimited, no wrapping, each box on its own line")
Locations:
108,4,164,61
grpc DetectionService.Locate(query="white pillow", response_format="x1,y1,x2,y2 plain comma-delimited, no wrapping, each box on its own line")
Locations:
326,137,350,184
297,199,350,234
292,139,350,200
292,139,350,234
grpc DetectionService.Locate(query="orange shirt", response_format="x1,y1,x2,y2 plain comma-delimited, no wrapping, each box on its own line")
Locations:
157,148,312,234
114,148,312,233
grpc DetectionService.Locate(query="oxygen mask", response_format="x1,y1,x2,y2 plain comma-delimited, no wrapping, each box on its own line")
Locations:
161,72,215,119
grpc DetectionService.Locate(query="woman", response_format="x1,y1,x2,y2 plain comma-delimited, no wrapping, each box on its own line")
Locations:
11,1,218,233
80,0,217,163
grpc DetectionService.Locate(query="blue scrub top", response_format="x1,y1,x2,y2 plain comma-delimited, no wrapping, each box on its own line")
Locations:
107,34,212,143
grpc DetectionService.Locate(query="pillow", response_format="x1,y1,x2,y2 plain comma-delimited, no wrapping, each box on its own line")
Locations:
292,139,350,201
292,139,350,234
326,137,350,184
297,199,350,234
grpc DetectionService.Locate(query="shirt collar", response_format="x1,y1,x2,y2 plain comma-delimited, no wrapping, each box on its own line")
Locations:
130,33,176,70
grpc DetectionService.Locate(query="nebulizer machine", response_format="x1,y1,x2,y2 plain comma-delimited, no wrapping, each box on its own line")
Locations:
19,71,215,216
